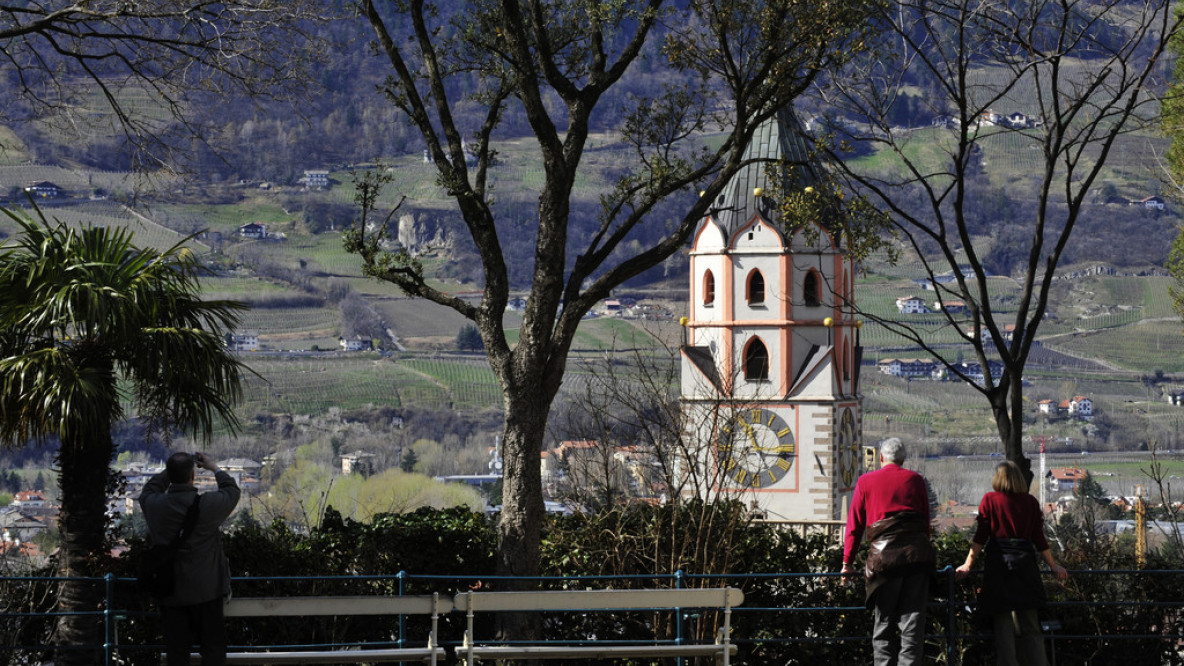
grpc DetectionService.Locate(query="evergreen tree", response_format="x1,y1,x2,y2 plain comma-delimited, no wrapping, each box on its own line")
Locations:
400,447,419,474
456,324,484,351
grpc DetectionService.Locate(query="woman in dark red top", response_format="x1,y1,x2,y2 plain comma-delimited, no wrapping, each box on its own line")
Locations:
956,461,1068,666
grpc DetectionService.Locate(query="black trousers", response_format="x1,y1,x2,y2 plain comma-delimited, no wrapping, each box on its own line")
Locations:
161,597,227,666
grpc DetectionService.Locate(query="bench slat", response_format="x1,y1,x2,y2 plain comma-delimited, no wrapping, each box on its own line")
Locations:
467,644,737,660
453,587,743,612
206,648,444,664
224,595,451,617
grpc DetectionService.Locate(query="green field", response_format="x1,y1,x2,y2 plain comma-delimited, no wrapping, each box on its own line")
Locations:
1046,321,1184,374
239,355,418,414
238,307,342,337
401,357,502,410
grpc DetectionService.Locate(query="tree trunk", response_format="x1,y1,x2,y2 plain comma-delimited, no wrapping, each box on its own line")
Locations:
992,378,1034,483
54,429,115,666
494,379,552,640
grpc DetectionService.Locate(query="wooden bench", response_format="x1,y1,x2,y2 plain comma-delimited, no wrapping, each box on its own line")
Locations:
188,594,451,665
453,587,744,665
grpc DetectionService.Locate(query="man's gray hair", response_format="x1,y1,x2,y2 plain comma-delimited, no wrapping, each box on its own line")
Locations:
880,438,906,465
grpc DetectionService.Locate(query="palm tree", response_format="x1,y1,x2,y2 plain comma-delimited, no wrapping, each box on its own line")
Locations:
0,207,249,665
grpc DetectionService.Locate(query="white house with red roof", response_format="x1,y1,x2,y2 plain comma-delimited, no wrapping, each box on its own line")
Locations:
1047,467,1089,493
1068,396,1093,419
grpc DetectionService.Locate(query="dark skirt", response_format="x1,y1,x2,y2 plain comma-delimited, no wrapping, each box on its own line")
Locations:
976,537,1046,616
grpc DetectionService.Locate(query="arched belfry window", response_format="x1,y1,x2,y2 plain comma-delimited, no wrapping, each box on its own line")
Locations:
703,270,715,306
744,338,770,381
747,270,766,305
803,270,821,307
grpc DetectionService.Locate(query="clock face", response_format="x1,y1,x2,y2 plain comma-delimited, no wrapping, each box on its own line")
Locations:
716,407,795,489
837,408,860,487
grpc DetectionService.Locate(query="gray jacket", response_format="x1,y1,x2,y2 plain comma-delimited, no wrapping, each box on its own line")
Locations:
139,470,241,606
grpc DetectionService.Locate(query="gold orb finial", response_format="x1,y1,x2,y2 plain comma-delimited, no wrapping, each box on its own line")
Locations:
679,316,689,327
823,317,834,327
753,187,763,197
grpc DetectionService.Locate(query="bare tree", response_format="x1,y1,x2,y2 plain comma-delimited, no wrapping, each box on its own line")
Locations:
553,341,730,511
0,1,324,170
549,338,770,579
814,0,1182,479
344,0,878,594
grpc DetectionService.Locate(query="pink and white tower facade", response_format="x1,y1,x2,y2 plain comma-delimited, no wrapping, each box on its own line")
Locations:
681,107,864,522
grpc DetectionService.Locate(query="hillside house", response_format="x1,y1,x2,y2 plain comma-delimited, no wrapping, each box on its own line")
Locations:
0,508,48,543
303,169,330,188
1004,112,1036,129
1047,467,1088,493
933,300,967,315
339,336,370,352
1067,395,1094,419
977,110,1002,127
238,222,267,239
12,491,49,508
878,358,939,379
896,295,929,314
225,332,259,352
1133,195,1166,211
950,360,1003,386
220,458,263,485
24,181,62,198
341,451,376,476
1037,399,1055,414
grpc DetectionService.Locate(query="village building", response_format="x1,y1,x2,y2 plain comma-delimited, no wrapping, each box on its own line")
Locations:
895,295,929,314
341,451,376,476
24,181,62,198
878,358,939,379
238,222,268,239
1047,467,1089,493
226,331,260,352
339,335,371,352
303,169,330,188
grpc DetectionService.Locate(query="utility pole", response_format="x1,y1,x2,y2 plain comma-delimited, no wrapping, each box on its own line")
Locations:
1038,437,1047,510
1135,483,1147,569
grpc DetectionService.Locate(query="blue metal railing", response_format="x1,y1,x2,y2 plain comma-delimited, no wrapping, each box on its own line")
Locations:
3,567,1183,665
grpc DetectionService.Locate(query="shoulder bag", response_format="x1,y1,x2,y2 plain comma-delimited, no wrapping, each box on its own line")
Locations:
137,495,201,599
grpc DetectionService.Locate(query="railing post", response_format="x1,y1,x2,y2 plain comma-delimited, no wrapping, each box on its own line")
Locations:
103,573,115,666
944,566,957,666
674,570,684,666
398,571,407,651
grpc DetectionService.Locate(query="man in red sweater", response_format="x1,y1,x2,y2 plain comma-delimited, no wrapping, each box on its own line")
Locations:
842,438,934,666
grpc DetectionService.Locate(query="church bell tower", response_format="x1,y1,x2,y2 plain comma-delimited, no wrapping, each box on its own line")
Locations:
680,107,864,521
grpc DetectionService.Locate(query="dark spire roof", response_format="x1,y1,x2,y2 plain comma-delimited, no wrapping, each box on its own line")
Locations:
708,105,820,238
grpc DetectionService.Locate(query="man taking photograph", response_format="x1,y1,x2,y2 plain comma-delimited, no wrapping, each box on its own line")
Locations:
140,452,240,666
